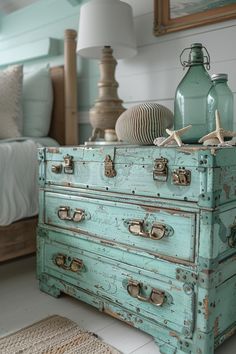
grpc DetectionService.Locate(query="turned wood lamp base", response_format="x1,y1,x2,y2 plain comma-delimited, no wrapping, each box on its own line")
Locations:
89,46,125,142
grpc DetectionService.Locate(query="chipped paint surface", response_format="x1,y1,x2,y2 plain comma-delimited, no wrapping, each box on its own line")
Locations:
202,296,211,322
43,191,196,263
37,145,236,354
40,145,236,209
47,147,60,153
223,184,230,199
216,325,236,346
214,316,220,337
102,307,134,327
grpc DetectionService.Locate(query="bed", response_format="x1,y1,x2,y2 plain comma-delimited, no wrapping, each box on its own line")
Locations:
0,29,78,262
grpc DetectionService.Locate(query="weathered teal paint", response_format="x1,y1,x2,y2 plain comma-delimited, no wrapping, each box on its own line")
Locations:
43,145,236,207
44,191,196,262
37,145,236,354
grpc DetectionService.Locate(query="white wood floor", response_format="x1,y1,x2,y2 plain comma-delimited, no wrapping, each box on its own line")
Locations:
0,255,235,354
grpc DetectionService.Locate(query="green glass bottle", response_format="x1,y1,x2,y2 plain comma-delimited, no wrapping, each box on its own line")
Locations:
174,43,212,143
207,73,233,133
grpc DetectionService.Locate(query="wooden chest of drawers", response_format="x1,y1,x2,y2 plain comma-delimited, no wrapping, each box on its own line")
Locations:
37,145,236,354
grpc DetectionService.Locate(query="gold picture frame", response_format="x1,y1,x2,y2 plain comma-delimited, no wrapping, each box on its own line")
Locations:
154,0,236,36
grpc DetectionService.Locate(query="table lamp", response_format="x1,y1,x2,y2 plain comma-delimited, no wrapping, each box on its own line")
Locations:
77,0,137,141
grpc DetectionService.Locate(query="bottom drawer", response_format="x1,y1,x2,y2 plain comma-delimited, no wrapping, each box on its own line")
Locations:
37,234,194,337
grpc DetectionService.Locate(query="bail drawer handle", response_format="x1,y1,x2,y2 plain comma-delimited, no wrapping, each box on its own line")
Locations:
150,288,165,306
128,220,148,238
57,206,85,222
128,220,168,240
54,254,84,272
127,280,165,307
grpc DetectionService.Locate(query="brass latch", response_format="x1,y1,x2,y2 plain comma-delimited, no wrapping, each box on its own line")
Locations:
172,168,191,186
104,155,116,178
51,164,62,174
64,154,74,174
153,157,168,182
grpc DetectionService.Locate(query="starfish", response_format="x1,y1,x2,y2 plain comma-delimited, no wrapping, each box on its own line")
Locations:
157,125,192,147
199,110,236,144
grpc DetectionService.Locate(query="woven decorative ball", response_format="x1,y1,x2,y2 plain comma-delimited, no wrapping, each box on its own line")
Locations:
115,103,173,145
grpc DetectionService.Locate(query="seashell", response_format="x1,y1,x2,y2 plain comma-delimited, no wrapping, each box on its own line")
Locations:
153,137,166,146
115,103,173,145
202,138,219,146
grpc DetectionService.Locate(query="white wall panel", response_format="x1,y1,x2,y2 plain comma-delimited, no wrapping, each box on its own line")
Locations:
112,0,236,131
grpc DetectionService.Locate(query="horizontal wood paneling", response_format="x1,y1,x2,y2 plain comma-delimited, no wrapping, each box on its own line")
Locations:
0,37,59,66
0,0,74,41
109,13,236,128
0,0,236,141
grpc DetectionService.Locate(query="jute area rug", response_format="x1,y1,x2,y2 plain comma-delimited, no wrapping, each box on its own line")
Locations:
0,315,121,354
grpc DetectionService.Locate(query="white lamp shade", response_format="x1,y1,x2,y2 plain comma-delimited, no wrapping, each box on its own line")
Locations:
77,0,137,59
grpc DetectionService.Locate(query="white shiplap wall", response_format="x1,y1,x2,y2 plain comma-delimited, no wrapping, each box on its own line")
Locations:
99,0,236,130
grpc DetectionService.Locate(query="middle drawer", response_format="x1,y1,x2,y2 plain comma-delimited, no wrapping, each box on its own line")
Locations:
43,191,197,263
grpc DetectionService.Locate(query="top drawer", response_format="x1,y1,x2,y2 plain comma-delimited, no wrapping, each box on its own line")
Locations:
38,145,236,208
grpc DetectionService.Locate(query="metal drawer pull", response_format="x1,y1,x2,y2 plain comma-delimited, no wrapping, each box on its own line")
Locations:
128,220,168,240
128,220,149,238
73,209,85,222
51,164,62,174
150,224,167,240
127,280,165,307
54,254,84,272
150,288,165,306
70,259,84,272
54,254,66,267
58,206,85,222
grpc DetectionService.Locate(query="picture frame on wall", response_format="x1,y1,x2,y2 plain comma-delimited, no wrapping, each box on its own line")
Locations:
154,0,236,36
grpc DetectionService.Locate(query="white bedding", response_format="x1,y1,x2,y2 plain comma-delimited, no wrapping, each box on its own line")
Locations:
0,137,59,226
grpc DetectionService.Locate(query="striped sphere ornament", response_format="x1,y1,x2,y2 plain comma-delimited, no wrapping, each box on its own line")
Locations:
115,103,173,145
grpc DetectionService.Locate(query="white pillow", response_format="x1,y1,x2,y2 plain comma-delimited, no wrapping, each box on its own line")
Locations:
0,65,23,139
23,66,53,137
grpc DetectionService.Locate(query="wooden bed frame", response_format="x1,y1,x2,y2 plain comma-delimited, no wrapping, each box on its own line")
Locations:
0,29,78,263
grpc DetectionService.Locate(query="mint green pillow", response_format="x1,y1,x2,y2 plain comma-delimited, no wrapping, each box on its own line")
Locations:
23,66,53,137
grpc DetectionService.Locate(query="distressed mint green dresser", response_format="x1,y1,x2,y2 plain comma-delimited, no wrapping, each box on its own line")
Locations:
37,145,236,354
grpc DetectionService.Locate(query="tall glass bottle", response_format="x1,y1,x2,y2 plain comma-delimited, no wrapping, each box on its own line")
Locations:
174,43,212,143
207,73,233,133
